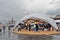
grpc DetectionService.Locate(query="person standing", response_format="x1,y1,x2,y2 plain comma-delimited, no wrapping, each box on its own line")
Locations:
39,22,44,31
35,24,38,31
33,23,36,31
0,23,3,32
29,24,31,31
18,25,21,32
44,23,51,31
8,26,11,31
3,26,6,32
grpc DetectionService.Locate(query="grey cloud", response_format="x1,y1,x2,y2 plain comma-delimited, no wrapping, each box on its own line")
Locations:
0,0,26,17
47,9,60,15
47,0,60,16
0,0,50,17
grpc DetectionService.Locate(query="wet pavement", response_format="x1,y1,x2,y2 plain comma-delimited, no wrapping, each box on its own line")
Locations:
0,27,60,40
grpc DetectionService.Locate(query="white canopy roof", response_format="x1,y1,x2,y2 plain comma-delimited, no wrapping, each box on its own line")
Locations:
14,13,58,29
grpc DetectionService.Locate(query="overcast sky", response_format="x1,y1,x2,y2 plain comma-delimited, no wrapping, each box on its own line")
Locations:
0,0,60,24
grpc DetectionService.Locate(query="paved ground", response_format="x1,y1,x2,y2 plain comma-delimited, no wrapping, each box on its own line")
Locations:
0,31,60,40
0,27,60,40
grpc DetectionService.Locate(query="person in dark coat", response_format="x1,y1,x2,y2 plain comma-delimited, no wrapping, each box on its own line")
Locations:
44,23,51,31
35,24,38,31
39,23,44,31
29,24,31,31
18,25,21,32
47,23,51,31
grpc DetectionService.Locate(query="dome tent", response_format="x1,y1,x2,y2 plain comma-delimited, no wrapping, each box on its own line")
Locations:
14,13,58,29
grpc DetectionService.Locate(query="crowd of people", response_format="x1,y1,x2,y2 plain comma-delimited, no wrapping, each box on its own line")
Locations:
16,20,52,32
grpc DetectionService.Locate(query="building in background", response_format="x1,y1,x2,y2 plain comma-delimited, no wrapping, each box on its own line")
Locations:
50,15,60,30
7,17,15,27
54,15,60,29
